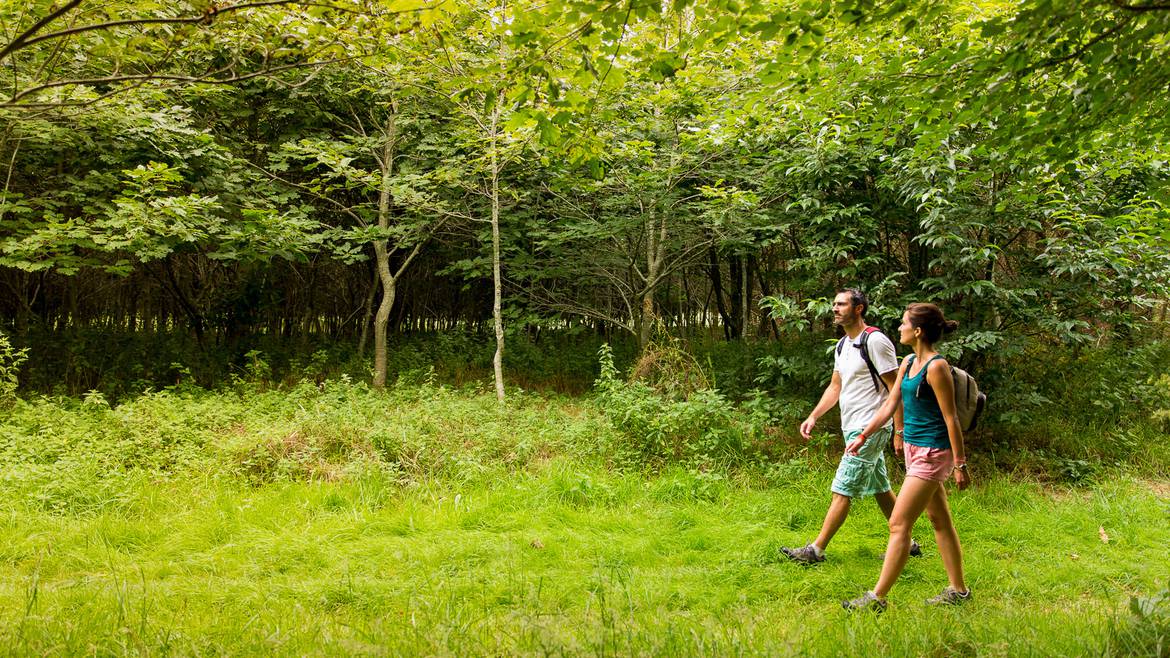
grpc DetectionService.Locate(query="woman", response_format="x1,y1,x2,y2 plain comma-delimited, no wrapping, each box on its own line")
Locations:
841,303,971,611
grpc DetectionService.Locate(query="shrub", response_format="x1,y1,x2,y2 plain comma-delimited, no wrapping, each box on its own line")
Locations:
595,344,760,467
1108,582,1170,658
629,335,712,399
0,329,28,408
1151,374,1170,432
544,462,616,508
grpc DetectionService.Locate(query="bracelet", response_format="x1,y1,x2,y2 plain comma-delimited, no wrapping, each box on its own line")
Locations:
858,433,868,443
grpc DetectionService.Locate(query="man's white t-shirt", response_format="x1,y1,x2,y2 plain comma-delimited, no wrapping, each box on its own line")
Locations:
834,329,899,432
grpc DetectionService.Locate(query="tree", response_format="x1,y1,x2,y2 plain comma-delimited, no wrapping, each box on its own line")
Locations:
0,0,412,110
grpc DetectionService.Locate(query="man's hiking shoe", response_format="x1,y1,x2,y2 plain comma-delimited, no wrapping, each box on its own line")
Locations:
842,591,887,613
926,586,972,606
880,539,923,560
780,543,825,565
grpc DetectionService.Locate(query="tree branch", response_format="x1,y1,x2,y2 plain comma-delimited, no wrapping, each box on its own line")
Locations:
3,56,357,107
0,0,83,64
1033,14,1134,71
1112,1,1170,11
0,0,400,63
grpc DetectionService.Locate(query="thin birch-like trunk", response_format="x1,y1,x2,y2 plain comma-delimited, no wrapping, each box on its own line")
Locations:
357,256,378,356
372,102,399,390
490,88,505,402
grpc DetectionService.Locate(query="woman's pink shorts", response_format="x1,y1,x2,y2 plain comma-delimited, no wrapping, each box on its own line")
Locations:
904,443,953,482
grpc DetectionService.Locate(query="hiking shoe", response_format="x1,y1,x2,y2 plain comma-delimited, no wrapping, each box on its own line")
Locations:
842,591,887,613
880,539,923,560
926,586,972,606
780,543,825,565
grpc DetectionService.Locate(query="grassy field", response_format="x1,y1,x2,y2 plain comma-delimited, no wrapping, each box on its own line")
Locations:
1,383,1167,656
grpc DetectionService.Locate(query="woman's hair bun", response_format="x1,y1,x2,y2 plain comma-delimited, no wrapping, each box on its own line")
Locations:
907,303,958,342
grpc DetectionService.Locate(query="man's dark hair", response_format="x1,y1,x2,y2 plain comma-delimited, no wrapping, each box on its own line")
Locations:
836,288,868,318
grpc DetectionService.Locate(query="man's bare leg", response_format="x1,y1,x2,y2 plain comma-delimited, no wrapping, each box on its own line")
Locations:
813,493,852,550
874,489,896,519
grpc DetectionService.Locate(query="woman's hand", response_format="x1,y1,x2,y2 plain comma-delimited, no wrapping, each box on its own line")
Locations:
954,467,971,490
892,432,904,456
844,435,866,456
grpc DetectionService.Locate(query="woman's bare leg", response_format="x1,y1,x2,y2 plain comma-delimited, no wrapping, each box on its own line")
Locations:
873,476,940,598
925,483,967,592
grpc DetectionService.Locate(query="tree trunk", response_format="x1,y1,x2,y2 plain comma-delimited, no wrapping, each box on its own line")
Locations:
158,257,206,347
639,293,655,350
638,205,665,351
358,254,378,356
372,103,399,390
742,255,751,339
707,242,733,340
490,88,506,402
728,254,744,340
754,255,781,340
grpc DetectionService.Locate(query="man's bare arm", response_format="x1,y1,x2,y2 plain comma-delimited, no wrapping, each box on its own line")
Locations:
800,371,842,440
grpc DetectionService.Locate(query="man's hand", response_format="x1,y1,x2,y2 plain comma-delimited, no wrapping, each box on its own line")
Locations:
954,468,971,491
844,435,865,456
799,416,817,440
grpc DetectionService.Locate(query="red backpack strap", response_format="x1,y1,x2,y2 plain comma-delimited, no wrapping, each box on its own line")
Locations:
858,326,888,392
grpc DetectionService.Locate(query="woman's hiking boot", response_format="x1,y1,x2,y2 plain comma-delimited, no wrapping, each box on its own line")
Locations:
780,543,825,565
842,591,887,613
926,586,972,606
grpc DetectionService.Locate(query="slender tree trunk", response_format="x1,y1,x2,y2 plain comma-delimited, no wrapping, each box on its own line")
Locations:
754,255,781,340
639,206,665,351
490,88,506,402
372,103,399,390
639,294,655,349
728,254,744,340
358,255,378,356
707,243,733,340
742,255,750,339
157,257,206,347
127,273,138,333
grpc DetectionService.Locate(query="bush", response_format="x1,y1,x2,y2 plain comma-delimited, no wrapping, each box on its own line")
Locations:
1151,374,1170,432
11,328,640,399
0,329,28,408
1108,582,1170,658
595,344,761,467
986,340,1170,429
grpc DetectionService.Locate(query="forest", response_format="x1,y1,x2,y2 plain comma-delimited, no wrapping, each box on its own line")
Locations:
1,0,1169,655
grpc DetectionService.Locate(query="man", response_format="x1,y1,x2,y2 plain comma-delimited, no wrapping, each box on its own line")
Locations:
781,288,920,564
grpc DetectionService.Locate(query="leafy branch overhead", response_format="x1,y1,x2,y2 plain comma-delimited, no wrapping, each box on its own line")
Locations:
0,0,439,109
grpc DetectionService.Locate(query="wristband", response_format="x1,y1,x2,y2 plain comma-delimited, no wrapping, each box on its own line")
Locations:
857,433,868,443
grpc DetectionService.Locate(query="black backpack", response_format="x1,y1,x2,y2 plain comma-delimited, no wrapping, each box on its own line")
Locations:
836,326,888,393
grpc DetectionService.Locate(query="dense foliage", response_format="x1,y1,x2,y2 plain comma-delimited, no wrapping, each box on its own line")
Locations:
1,0,1168,429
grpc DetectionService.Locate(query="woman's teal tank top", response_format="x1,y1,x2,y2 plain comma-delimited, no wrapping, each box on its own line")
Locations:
901,354,951,450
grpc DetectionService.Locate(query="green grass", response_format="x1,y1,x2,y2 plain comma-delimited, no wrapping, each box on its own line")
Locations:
1,384,1167,656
